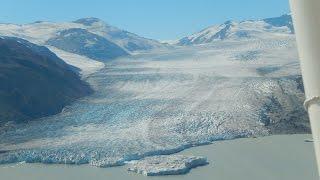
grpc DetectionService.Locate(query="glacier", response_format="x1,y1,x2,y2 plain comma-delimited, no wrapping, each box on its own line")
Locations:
0,35,309,170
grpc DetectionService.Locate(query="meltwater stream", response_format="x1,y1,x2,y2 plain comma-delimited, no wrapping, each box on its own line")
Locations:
0,38,307,167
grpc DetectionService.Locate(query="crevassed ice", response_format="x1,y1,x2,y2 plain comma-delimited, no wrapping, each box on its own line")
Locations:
0,37,306,167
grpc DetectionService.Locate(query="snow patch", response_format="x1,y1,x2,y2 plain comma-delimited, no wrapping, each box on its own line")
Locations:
47,46,104,77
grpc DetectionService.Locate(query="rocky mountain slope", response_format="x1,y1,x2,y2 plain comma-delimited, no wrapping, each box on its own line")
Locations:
0,37,92,125
46,28,128,61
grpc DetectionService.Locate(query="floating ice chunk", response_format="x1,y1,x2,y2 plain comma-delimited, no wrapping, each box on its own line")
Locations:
89,157,125,167
127,155,208,176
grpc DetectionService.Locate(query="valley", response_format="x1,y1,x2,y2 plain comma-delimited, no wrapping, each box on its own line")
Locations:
0,14,310,175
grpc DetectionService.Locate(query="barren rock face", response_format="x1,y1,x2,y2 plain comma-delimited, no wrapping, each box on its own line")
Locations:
0,37,92,125
127,155,208,176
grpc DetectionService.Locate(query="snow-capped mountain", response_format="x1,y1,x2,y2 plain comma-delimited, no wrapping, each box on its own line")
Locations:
46,28,128,60
0,18,166,60
177,14,293,45
74,18,165,52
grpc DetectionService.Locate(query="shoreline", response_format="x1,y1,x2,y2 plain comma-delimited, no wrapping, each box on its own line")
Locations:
0,134,317,180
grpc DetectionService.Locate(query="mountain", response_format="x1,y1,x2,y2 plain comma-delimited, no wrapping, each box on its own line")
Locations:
0,18,166,61
177,14,293,46
263,14,294,33
73,18,165,52
0,37,92,125
47,28,128,61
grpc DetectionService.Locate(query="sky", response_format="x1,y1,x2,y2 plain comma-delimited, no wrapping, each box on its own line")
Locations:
0,0,290,40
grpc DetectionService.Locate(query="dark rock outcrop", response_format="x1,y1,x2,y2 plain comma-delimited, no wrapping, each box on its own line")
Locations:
0,37,92,125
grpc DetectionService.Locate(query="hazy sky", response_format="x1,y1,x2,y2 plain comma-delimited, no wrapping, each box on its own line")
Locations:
0,0,290,40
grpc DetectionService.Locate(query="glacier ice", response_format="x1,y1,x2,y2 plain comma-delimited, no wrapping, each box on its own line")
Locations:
0,37,308,169
127,155,208,176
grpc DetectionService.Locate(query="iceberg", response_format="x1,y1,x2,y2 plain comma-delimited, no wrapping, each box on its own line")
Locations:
127,155,208,176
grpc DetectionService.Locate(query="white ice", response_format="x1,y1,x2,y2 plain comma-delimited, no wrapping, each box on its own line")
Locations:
0,36,306,169
127,155,208,176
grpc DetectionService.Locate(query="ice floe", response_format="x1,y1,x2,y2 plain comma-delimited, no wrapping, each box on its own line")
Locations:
127,155,208,176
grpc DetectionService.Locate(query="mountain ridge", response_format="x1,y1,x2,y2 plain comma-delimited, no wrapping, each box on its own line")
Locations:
0,18,167,61
177,14,293,46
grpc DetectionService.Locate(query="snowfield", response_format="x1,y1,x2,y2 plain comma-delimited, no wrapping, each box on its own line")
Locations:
47,46,104,77
0,35,308,173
